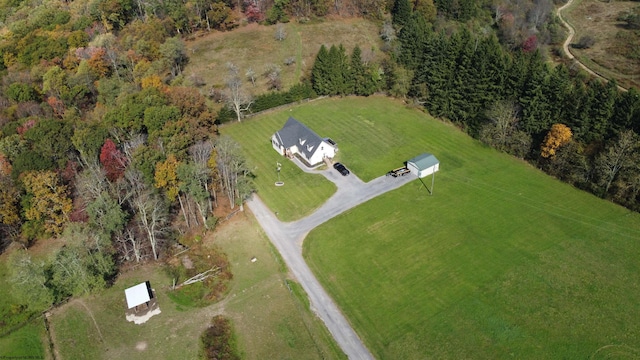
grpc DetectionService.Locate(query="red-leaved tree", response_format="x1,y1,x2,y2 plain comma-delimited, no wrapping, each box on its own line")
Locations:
245,2,264,23
99,139,127,182
522,35,538,53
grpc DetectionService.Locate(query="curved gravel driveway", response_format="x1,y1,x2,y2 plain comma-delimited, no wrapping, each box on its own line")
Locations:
247,161,415,360
557,0,627,92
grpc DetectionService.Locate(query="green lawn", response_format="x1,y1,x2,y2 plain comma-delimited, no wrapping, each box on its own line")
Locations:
222,96,445,221
0,255,47,359
221,109,337,222
294,98,640,358
0,318,46,358
223,96,640,358
49,212,344,360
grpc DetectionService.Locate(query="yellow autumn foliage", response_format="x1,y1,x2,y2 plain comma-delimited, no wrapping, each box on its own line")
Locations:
21,171,73,236
154,154,180,201
541,123,572,158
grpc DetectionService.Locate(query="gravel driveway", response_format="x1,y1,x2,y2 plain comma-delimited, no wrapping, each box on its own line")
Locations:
247,160,415,360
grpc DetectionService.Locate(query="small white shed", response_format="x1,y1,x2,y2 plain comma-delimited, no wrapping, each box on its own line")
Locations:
125,281,161,324
125,281,154,309
407,153,439,178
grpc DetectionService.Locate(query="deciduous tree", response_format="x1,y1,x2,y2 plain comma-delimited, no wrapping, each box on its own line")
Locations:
594,130,640,196
126,169,169,260
541,123,572,158
479,101,532,158
8,250,53,311
223,63,253,122
21,170,73,237
100,139,127,182
214,136,254,210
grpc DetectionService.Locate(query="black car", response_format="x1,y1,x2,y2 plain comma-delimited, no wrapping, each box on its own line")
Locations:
333,162,350,176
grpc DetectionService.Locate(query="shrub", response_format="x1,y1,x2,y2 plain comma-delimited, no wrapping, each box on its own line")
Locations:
199,315,240,360
574,35,595,49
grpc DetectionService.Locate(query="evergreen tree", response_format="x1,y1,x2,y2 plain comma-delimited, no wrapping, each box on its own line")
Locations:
311,45,331,95
518,51,552,135
392,0,412,27
610,88,640,136
449,29,477,123
397,13,432,70
325,44,350,95
421,30,457,118
566,81,594,142
350,46,377,96
588,80,618,142
503,51,528,100
336,44,352,95
545,65,572,125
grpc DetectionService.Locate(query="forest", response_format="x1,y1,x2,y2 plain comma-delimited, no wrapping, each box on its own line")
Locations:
0,0,639,325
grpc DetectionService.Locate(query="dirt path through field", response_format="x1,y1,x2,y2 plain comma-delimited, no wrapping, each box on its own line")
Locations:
247,163,416,360
557,0,627,91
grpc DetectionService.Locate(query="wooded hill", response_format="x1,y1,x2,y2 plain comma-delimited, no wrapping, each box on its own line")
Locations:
0,0,638,325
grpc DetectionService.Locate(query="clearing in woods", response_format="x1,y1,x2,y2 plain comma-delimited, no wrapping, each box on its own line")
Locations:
222,96,640,359
563,0,640,89
184,18,381,94
46,213,344,360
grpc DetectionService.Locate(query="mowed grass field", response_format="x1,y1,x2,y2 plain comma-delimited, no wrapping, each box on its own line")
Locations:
224,96,640,358
564,0,640,90
48,213,344,360
184,18,381,93
222,96,445,221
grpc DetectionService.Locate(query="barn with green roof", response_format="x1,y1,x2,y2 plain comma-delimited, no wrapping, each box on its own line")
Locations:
407,153,439,178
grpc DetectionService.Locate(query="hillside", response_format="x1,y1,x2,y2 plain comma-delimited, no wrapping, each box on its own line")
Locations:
1,0,639,357
223,96,640,359
563,0,640,90
184,19,382,93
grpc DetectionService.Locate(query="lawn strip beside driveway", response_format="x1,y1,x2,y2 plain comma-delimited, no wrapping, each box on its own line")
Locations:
247,164,415,360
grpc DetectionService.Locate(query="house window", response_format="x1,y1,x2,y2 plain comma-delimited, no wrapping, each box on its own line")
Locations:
299,138,306,145
307,145,314,152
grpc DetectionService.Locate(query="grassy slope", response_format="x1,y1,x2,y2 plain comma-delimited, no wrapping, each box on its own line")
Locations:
49,213,344,360
563,0,640,90
223,96,640,358
292,98,640,358
184,18,381,93
0,319,46,358
221,96,437,221
0,253,47,359
221,108,337,222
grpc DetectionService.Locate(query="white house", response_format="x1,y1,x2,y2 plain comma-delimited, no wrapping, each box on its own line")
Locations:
407,153,439,178
272,117,337,167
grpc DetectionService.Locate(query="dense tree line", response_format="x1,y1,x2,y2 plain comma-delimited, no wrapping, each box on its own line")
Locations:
0,0,260,318
311,44,381,96
392,13,640,211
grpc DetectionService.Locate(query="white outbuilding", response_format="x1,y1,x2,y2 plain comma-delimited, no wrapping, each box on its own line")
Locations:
124,281,161,324
407,153,439,178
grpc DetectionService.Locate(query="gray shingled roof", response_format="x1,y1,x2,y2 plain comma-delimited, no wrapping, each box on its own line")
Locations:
274,117,325,160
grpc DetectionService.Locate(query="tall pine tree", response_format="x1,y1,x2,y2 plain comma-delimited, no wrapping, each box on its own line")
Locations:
392,0,412,27
311,45,331,95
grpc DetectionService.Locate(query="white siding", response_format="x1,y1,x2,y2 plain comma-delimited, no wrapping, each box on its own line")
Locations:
408,162,439,178
419,163,439,178
307,141,336,165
